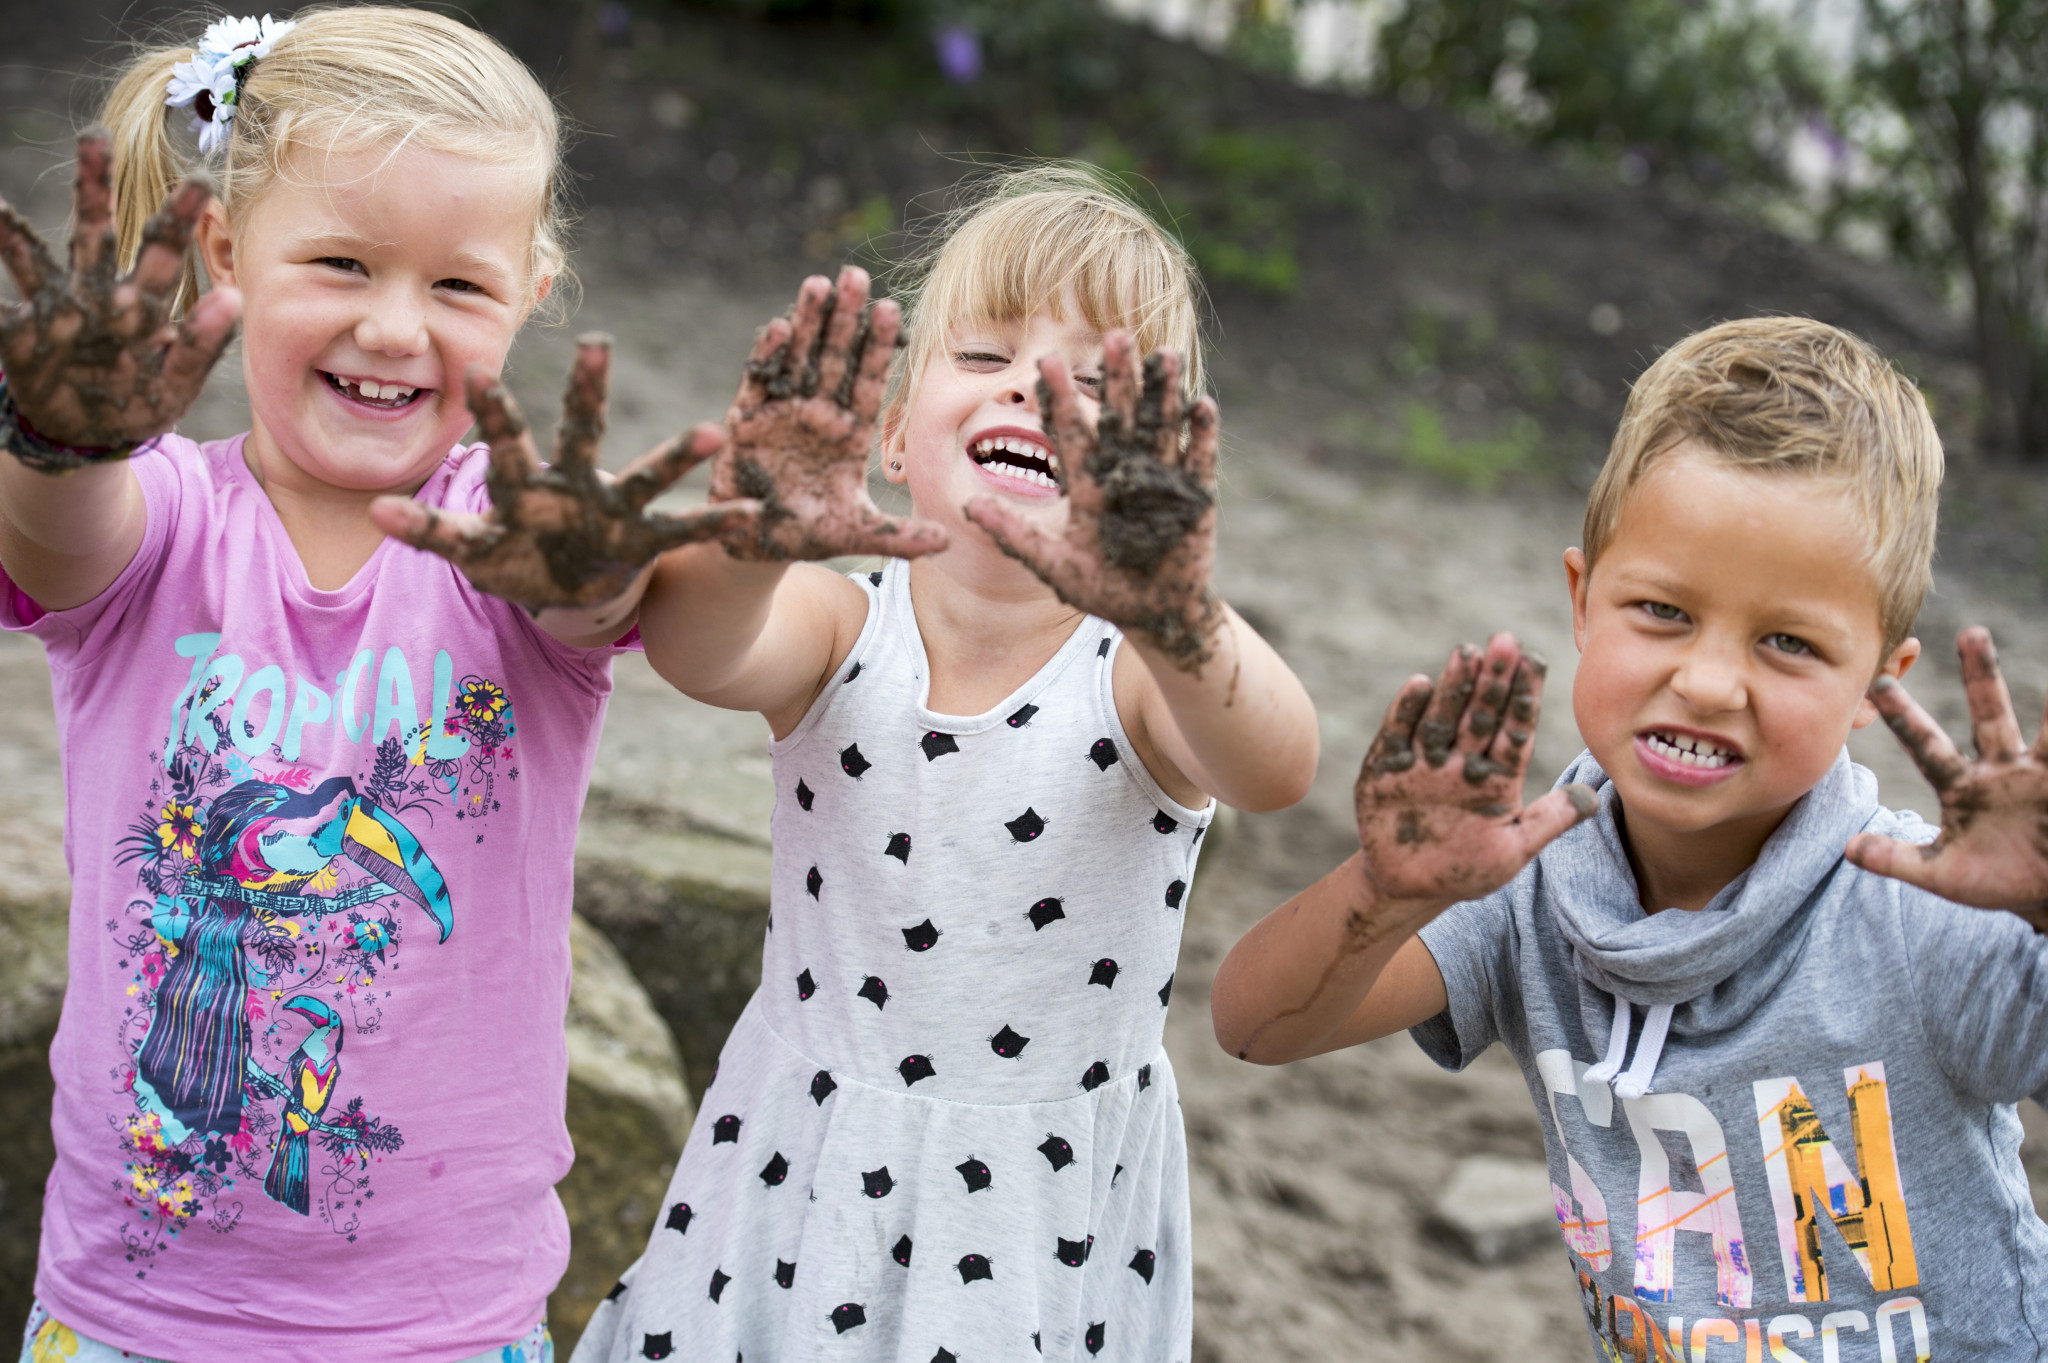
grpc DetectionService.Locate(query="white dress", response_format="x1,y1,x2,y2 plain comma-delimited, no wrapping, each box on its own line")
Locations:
574,560,1209,1363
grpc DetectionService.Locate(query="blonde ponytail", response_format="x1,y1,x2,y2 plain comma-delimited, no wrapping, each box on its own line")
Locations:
95,8,573,318
102,45,202,305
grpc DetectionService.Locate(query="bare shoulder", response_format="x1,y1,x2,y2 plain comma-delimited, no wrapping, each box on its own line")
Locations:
759,562,883,737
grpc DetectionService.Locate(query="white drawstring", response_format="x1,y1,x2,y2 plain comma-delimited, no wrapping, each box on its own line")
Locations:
1581,996,1676,1099
1582,997,1633,1085
1613,1003,1674,1099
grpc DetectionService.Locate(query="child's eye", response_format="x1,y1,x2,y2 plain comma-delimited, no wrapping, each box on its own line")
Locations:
954,349,1008,368
1641,601,1687,623
1072,372,1103,393
436,278,482,294
1765,633,1813,656
317,257,364,274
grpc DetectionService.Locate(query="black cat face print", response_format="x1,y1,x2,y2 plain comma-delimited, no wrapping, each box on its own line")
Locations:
1005,808,1047,842
990,1025,1030,1058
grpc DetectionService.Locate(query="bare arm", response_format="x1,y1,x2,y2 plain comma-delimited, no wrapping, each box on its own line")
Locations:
639,266,945,726
370,336,760,647
1123,603,1318,812
0,132,239,610
1845,626,2048,925
1211,636,1596,1064
964,333,1317,810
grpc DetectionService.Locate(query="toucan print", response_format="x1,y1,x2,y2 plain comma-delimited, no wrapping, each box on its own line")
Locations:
132,776,453,1145
243,995,351,1215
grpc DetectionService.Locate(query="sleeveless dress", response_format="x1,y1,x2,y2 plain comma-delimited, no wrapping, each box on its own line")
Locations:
575,559,1210,1363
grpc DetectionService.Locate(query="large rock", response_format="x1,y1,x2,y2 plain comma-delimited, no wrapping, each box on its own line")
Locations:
552,913,697,1355
573,800,772,1101
0,635,68,1348
0,889,64,1351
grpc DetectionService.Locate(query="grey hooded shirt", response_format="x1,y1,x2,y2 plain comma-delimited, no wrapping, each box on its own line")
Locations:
1415,749,2048,1361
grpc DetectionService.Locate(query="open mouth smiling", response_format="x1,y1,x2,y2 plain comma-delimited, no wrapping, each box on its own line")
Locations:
323,371,429,411
1637,727,1745,778
969,432,1061,490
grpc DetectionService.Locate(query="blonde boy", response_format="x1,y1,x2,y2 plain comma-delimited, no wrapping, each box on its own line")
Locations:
1213,317,2048,1359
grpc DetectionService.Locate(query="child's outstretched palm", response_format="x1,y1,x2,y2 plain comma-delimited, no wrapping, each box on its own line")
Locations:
373,336,761,609
713,266,946,562
1355,635,1597,908
1847,627,2048,927
0,131,240,465
965,332,1222,672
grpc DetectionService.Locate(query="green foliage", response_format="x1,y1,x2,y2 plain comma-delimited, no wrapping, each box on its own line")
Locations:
1171,131,1357,293
1401,402,1542,491
1379,0,1823,186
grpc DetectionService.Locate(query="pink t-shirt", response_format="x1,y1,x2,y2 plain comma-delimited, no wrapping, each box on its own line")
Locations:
4,435,621,1361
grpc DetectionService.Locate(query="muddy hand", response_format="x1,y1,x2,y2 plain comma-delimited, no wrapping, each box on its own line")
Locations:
964,332,1221,672
371,336,763,610
1845,628,2048,926
1354,634,1597,906
711,265,946,562
0,130,240,467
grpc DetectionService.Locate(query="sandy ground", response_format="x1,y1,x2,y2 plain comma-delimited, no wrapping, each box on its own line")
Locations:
5,57,2048,1359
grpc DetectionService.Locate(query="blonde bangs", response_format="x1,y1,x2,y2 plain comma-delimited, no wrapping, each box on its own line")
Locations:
1583,316,1944,655
887,163,1205,432
101,6,572,317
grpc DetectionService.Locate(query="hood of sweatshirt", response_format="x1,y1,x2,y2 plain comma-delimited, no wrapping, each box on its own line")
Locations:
1538,748,1890,1093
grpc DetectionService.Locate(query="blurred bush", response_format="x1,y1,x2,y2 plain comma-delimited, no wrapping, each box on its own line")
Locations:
1373,0,2048,463
1826,0,2048,461
1377,0,1823,190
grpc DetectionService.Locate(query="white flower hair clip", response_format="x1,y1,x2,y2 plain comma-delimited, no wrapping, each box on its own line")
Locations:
164,14,297,155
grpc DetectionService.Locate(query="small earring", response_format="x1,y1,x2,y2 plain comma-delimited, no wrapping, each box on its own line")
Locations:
889,460,902,470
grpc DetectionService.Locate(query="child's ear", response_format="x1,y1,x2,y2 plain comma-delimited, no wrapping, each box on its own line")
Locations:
1852,636,1923,729
1564,548,1591,652
879,405,909,485
195,200,234,287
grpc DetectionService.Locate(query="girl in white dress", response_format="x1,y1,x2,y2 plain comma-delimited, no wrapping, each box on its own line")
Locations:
576,164,1319,1363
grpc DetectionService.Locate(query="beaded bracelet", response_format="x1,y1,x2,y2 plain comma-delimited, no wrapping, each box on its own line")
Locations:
0,379,141,473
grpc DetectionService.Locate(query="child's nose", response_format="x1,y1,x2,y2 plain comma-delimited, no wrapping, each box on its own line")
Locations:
1000,382,1032,409
354,287,429,356
1669,645,1747,713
